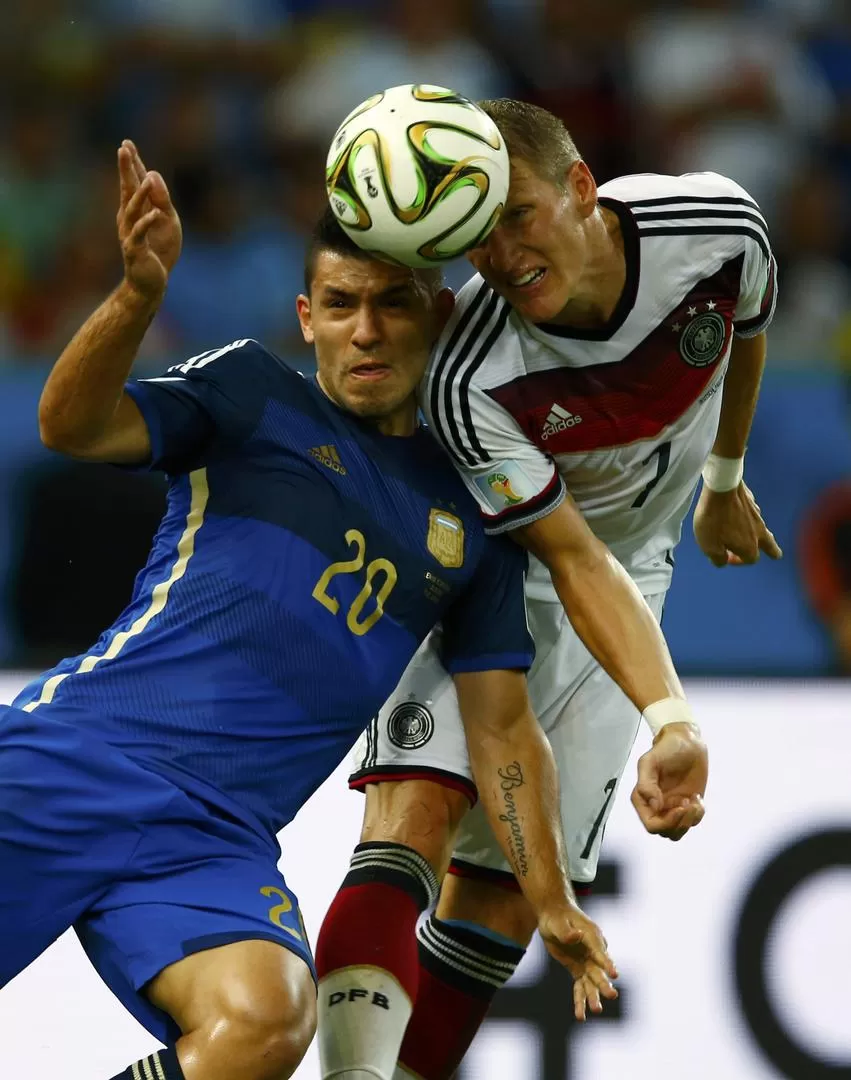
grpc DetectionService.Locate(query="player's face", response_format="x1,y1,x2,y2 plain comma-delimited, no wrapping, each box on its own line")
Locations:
298,252,452,434
467,158,598,323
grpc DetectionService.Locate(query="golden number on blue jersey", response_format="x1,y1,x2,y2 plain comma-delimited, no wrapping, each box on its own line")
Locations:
312,529,398,636
260,885,303,940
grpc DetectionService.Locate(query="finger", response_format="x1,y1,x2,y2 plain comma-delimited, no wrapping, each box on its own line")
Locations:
120,175,154,234
586,979,603,1014
584,939,618,979
146,170,175,212
644,805,689,835
126,207,164,249
706,547,729,568
117,145,140,210
662,800,705,840
727,552,744,566
759,529,783,560
729,543,759,565
631,782,662,817
124,138,147,185
574,978,588,1022
678,800,706,832
588,964,619,999
634,759,663,812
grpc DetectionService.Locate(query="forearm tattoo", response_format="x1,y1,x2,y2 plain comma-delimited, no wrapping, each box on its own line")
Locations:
498,761,529,878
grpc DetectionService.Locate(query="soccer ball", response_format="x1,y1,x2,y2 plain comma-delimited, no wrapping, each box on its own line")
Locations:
325,84,509,268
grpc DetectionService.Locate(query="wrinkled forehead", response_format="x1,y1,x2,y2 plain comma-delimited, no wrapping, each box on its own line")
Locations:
312,250,425,299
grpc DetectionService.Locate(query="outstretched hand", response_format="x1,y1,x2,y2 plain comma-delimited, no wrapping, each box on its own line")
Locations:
117,139,182,302
538,903,619,1020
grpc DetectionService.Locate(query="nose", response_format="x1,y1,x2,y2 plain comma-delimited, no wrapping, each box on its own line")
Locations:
351,303,382,350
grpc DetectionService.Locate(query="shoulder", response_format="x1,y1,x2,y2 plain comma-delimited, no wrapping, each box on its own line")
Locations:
602,171,770,264
425,274,520,395
160,338,299,387
600,170,761,208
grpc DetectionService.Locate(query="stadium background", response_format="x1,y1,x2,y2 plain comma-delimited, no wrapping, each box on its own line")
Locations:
0,1,849,1077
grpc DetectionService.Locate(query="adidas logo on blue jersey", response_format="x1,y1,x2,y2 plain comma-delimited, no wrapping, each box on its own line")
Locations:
541,403,582,440
309,444,347,475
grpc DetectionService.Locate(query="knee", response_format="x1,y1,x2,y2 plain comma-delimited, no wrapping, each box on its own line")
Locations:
361,779,470,871
193,978,316,1080
438,874,537,947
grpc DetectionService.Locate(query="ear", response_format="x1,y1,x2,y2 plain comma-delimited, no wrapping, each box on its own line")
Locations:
568,161,598,219
296,293,314,344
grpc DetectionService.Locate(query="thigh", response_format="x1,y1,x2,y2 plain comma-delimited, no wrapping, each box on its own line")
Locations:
0,706,164,986
361,779,471,875
349,629,475,801
75,792,315,1045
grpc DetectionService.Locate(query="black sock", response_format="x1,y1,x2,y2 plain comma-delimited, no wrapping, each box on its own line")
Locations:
108,1047,186,1080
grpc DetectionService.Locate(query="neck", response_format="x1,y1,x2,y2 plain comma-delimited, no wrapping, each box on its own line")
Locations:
550,205,625,328
373,399,418,436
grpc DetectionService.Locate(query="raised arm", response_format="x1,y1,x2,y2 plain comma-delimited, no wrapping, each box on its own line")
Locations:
453,667,618,1019
38,141,182,463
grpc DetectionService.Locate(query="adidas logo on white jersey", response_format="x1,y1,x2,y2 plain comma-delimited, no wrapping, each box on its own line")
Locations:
541,403,582,440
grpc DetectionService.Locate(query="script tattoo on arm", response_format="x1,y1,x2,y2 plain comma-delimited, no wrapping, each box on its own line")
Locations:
498,761,529,878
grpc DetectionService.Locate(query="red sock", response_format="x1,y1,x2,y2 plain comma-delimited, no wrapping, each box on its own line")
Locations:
399,914,525,1079
316,842,439,1078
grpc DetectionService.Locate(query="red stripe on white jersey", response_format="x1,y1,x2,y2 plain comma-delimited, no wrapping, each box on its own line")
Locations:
487,255,743,454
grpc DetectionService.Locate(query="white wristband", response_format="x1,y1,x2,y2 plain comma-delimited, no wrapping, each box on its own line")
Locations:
702,453,744,493
642,697,700,738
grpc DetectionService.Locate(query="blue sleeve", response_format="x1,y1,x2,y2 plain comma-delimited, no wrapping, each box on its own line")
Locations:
123,338,284,473
440,535,534,674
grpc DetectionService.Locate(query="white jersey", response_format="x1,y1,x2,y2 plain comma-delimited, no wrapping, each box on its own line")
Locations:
421,171,777,597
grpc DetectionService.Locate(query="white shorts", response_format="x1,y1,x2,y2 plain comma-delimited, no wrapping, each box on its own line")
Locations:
349,591,666,889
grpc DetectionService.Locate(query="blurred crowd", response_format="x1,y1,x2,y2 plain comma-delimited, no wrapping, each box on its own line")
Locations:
1,0,850,371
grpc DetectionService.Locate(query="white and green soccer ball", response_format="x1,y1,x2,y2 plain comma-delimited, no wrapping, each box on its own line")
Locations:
325,83,510,268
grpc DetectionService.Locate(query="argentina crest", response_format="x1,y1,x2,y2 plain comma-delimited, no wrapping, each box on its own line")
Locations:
427,508,464,569
679,310,727,367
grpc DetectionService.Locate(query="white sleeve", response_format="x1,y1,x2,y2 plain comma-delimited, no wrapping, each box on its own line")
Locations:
421,281,565,535
709,175,777,339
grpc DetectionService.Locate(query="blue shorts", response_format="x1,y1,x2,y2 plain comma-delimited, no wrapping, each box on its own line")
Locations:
0,706,314,1044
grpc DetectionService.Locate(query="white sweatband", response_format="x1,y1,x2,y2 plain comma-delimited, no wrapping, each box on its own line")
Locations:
642,697,700,739
702,453,744,493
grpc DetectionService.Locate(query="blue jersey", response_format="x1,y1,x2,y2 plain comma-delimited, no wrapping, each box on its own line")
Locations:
14,340,533,836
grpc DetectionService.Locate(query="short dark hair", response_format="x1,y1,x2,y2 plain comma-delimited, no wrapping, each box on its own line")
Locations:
303,206,443,295
478,99,582,185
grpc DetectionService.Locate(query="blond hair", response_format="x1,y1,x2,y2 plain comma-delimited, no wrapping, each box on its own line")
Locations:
478,99,582,185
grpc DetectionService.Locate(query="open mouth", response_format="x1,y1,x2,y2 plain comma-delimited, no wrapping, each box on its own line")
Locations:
350,362,392,382
507,268,546,291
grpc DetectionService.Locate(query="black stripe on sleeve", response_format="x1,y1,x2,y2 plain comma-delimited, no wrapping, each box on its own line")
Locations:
457,301,512,464
429,281,490,467
632,206,767,232
435,287,500,467
627,194,762,213
637,224,771,263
